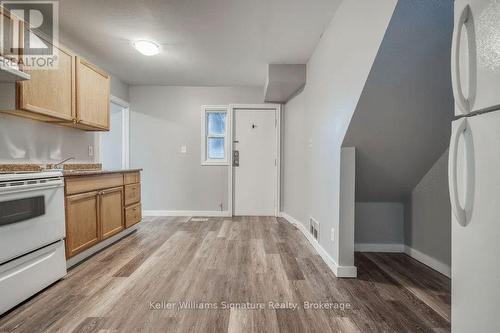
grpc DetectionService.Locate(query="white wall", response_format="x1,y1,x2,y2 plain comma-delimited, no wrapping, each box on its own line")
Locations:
129,86,261,212
281,0,397,270
405,149,451,267
0,114,96,163
355,202,405,247
281,90,307,223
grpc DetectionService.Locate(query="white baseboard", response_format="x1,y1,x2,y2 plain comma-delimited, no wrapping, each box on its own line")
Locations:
404,246,451,278
66,224,138,268
279,212,357,278
143,210,231,217
355,243,405,252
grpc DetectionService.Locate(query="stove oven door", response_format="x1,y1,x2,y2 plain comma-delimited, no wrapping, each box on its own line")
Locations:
0,177,65,264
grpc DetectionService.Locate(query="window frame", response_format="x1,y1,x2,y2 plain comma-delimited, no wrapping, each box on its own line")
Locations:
201,105,229,166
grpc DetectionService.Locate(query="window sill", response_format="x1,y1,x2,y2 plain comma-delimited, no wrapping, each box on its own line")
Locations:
201,161,229,166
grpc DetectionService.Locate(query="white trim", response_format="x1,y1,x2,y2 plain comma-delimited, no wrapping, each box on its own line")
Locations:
97,96,130,168
201,105,230,166
143,210,231,217
119,104,130,169
279,212,357,278
110,95,131,108
66,224,138,268
354,243,405,253
404,245,451,278
229,104,281,217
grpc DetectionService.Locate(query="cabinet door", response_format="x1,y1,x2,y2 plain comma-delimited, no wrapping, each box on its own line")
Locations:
0,8,22,60
100,186,124,240
76,57,110,130
65,191,99,258
17,36,75,121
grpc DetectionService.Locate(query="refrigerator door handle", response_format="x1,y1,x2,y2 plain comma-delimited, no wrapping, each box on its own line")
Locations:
451,4,476,116
449,118,474,226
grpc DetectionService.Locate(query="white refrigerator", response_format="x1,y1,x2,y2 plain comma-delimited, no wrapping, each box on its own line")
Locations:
449,0,500,332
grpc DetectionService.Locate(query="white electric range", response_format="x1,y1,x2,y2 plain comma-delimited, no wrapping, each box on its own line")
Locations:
0,171,67,315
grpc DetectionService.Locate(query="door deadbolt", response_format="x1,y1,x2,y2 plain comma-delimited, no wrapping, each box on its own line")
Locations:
233,150,240,167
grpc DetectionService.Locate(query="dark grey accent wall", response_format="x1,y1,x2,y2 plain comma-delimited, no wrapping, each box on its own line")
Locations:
355,202,404,245
405,149,451,266
343,0,455,202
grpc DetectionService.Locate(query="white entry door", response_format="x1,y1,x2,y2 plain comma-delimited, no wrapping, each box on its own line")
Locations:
233,109,277,216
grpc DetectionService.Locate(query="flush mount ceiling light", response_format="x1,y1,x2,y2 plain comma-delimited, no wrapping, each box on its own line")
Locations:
132,40,160,56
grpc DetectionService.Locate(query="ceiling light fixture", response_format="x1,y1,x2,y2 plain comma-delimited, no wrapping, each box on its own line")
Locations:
132,40,160,56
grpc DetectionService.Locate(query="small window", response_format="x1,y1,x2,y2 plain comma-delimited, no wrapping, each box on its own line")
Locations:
201,106,229,165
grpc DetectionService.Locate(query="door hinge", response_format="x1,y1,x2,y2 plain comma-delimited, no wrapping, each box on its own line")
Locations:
275,118,277,127
275,158,277,166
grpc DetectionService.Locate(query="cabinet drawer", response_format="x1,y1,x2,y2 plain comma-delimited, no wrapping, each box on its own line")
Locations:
124,183,141,206
125,203,142,228
65,174,123,195
124,172,140,185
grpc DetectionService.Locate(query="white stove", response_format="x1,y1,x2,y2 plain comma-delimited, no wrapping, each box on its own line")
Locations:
0,171,67,315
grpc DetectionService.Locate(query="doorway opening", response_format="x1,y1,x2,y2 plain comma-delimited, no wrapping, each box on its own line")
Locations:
99,96,130,169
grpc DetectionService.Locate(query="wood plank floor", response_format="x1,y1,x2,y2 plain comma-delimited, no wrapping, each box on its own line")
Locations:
0,216,451,332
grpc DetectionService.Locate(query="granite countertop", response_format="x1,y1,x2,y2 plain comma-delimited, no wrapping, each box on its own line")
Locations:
62,168,143,177
0,163,142,176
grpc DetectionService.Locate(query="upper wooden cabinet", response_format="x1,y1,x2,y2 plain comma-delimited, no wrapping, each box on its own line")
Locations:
0,29,110,131
17,42,76,122
75,57,110,130
0,8,23,61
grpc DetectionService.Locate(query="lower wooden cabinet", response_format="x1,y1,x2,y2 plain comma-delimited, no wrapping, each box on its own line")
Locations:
100,187,125,240
64,171,141,259
65,191,100,258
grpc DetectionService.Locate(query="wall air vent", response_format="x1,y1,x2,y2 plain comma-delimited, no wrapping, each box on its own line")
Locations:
309,217,320,241
190,217,209,222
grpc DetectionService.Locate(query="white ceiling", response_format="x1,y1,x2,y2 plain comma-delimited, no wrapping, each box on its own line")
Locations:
58,0,342,86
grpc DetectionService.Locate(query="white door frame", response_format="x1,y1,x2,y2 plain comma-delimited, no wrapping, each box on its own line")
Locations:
228,104,281,216
96,95,131,168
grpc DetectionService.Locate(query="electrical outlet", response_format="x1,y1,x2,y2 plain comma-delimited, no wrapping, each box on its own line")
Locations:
331,228,335,242
88,145,94,157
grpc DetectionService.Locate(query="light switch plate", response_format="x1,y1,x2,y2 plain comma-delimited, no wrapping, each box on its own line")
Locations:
180,145,187,154
88,145,94,157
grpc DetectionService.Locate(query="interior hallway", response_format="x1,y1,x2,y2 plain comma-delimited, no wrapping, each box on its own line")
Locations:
0,216,450,332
